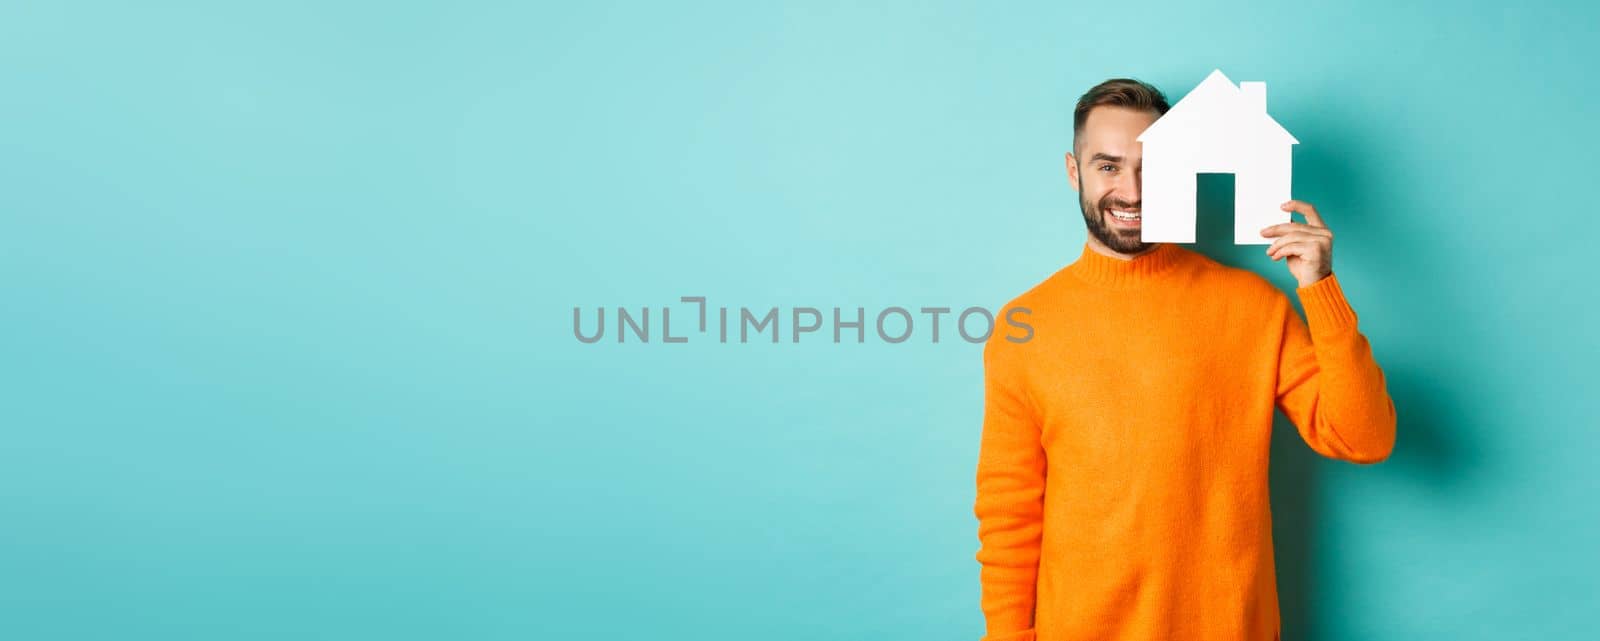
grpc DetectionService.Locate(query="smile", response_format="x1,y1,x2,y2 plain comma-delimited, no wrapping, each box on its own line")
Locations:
1109,209,1141,222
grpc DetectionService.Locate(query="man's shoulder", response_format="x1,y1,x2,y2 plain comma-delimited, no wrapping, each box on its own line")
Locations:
982,265,1073,357
1000,264,1071,309
990,261,1084,327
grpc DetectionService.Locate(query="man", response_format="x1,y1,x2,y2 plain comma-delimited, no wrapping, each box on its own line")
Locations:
973,78,1396,641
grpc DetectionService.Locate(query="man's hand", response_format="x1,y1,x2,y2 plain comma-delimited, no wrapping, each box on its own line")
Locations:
1260,199,1334,288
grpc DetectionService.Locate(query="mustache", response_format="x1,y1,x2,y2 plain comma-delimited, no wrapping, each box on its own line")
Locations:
1098,197,1141,211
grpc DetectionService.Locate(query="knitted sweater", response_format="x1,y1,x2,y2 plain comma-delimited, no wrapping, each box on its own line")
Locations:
973,242,1396,641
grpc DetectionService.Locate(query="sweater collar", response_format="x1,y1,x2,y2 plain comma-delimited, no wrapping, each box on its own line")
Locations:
1065,242,1189,288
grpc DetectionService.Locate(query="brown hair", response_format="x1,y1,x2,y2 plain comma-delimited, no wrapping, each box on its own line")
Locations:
1073,78,1170,148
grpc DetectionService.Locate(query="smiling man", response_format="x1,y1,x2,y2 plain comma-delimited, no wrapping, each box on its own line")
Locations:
972,78,1398,641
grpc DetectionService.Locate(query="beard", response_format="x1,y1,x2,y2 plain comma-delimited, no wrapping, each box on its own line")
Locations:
1079,188,1151,255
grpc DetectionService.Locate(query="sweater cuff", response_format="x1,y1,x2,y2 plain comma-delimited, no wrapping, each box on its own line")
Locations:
1296,272,1359,336
980,629,1036,641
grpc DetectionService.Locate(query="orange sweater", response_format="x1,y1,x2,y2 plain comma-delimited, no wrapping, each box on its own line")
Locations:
974,242,1396,641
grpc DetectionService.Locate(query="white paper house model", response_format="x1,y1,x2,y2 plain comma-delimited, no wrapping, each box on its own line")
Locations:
1137,69,1298,244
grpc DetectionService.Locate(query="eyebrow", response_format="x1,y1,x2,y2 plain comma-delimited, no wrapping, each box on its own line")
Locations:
1089,153,1123,164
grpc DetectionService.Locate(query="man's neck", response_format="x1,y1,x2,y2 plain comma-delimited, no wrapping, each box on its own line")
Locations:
1086,237,1163,261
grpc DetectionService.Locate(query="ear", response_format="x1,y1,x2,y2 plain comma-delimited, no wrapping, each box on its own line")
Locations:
1064,151,1080,193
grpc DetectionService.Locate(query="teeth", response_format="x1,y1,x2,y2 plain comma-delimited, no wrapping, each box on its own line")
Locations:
1110,210,1141,220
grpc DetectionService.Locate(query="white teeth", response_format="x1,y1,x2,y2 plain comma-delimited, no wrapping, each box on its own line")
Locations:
1110,210,1141,220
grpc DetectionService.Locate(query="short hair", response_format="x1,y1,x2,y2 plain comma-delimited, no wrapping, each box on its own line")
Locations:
1072,78,1171,150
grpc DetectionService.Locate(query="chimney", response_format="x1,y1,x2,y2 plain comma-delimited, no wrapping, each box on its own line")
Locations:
1239,81,1266,112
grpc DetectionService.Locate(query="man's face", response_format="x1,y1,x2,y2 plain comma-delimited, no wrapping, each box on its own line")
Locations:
1066,106,1161,254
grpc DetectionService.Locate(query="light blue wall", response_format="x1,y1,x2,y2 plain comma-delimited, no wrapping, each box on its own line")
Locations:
4,1,1595,639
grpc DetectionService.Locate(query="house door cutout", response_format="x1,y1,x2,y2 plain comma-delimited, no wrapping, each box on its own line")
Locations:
1194,173,1237,247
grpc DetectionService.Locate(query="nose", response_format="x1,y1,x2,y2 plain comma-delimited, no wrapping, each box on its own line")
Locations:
1111,165,1142,205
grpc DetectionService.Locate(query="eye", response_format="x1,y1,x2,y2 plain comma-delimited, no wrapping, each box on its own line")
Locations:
1098,164,1117,172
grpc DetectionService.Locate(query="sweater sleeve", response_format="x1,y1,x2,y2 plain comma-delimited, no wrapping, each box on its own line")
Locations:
1275,273,1398,464
973,336,1045,641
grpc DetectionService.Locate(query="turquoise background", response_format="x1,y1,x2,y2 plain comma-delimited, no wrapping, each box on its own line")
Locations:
4,1,1596,639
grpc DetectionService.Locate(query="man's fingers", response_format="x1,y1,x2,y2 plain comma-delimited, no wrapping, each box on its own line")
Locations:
1268,240,1311,260
1260,222,1332,238
1269,238,1329,261
1266,231,1323,253
1279,200,1326,228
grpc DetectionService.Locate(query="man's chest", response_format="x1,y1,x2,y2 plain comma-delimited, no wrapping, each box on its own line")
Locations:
1017,300,1280,451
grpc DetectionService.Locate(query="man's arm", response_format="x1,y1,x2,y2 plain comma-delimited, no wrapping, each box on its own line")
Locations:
1275,273,1398,463
973,336,1045,641
1261,199,1397,463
